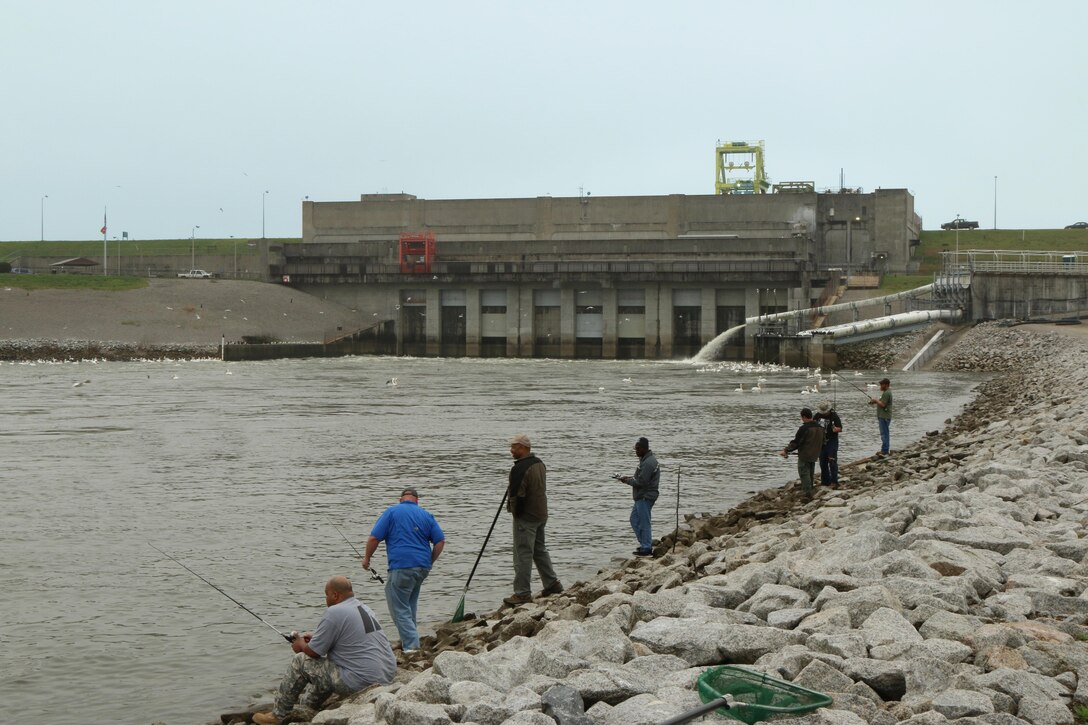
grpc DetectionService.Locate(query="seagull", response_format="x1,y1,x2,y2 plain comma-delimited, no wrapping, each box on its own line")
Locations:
386,377,399,386
72,379,90,387
622,377,633,383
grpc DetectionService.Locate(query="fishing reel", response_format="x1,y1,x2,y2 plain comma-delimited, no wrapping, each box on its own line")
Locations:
611,474,623,481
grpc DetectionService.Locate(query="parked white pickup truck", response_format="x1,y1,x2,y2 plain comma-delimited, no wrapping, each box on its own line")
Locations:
177,269,212,279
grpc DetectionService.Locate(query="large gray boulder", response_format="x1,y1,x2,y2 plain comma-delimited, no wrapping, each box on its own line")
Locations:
930,688,996,719
860,607,923,649
813,585,905,627
806,632,868,660
792,658,855,694
627,618,731,665
738,583,812,619
931,526,1033,556
841,658,906,700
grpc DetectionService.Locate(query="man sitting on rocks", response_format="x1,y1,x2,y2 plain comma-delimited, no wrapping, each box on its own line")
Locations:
253,576,396,725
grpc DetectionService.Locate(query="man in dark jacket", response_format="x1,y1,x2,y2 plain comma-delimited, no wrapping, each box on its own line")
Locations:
504,433,562,606
814,400,843,488
780,408,824,499
619,436,660,557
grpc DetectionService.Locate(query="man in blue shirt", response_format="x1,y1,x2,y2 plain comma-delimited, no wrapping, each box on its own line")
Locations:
362,488,445,651
252,576,395,725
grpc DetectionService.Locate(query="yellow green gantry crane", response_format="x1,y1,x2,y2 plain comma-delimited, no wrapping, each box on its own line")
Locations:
715,139,770,195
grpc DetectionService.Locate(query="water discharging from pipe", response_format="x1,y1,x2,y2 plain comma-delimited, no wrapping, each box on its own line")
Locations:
692,323,747,363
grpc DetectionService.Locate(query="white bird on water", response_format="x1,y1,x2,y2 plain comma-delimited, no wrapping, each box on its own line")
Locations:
622,377,633,383
734,383,745,393
387,377,399,386
72,379,90,388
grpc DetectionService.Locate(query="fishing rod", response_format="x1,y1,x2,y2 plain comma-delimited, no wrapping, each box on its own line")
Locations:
148,543,296,642
845,378,876,400
672,464,681,554
332,525,385,584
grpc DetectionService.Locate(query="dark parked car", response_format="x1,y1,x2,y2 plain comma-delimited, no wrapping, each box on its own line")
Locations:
941,217,979,230
1065,221,1088,229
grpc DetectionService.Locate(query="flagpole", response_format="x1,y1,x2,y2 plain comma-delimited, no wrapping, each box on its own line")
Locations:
102,207,108,276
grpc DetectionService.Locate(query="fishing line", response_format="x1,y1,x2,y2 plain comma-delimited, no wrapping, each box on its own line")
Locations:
148,543,295,641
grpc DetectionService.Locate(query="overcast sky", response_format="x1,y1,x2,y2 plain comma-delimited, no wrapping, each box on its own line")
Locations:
2,1,1085,242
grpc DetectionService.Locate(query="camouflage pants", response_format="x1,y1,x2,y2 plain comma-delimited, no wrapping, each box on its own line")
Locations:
273,652,353,718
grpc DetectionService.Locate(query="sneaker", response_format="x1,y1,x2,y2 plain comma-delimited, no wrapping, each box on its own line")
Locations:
633,548,653,557
252,713,280,725
537,581,564,597
503,592,532,606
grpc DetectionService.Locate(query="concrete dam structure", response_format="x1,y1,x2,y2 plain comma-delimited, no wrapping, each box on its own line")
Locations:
274,189,921,360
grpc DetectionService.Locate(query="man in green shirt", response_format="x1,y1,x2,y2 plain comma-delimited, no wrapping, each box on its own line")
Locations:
869,378,893,457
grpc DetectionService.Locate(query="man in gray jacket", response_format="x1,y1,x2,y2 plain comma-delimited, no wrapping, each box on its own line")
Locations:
620,436,660,557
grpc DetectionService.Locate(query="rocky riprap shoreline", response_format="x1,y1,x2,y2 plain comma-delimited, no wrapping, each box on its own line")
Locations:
835,328,929,371
0,339,218,362
209,322,1088,725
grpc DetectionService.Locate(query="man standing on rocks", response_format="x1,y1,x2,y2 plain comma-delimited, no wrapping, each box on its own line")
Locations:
618,436,660,556
869,377,893,457
814,401,843,487
362,487,445,652
780,408,824,499
504,434,562,605
252,576,396,725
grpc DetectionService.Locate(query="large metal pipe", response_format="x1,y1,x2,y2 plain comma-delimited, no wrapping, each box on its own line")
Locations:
692,284,938,362
749,284,934,327
799,308,961,338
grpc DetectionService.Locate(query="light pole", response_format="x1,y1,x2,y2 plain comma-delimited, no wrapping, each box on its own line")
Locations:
993,176,998,230
40,195,48,241
955,213,960,263
262,190,269,239
191,225,200,269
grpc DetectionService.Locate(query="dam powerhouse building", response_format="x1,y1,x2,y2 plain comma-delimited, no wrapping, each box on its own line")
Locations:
275,188,920,359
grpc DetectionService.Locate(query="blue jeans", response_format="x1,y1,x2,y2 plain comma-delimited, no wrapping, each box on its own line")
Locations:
878,418,891,454
630,498,654,551
385,567,429,649
819,439,839,484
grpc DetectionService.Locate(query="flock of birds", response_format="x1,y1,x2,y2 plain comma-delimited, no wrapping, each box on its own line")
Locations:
9,356,891,397
700,363,883,398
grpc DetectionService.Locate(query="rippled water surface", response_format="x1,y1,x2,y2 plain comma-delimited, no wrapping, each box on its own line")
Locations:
0,355,983,724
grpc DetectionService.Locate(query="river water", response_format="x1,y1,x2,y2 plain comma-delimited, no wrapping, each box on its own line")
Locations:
1,355,982,725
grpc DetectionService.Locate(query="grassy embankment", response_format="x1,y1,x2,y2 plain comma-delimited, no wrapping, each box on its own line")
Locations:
881,228,1088,293
0,237,294,290
0,273,148,291
0,237,293,261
